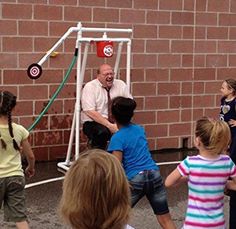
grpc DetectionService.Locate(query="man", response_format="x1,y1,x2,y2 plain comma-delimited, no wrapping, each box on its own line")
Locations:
81,64,132,149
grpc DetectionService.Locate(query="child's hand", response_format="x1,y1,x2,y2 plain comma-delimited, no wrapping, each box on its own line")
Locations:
228,119,236,127
25,166,35,178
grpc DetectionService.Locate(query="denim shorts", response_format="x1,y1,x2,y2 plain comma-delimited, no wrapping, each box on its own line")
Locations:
129,170,169,215
0,176,27,222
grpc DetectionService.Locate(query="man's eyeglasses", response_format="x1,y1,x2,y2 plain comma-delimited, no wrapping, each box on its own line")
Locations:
100,72,114,77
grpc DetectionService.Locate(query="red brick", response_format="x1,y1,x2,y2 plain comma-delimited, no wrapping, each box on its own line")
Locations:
206,55,227,67
156,137,179,149
229,28,236,39
208,0,230,12
193,82,204,94
146,69,169,82
196,13,217,25
133,111,156,124
50,115,72,129
170,69,193,81
207,27,228,39
0,54,17,68
30,116,49,131
133,54,157,68
205,108,219,119
49,21,75,36
194,68,216,81
63,98,76,113
157,110,180,123
193,95,215,107
108,0,132,8
34,37,63,52
205,81,221,94
231,0,236,12
49,53,76,68
158,54,181,68
130,69,145,82
170,96,192,108
120,9,145,24
2,37,33,52
79,0,105,6
193,108,204,121
181,109,192,122
195,27,206,39
134,0,158,9
171,40,193,53
183,26,194,39
34,131,63,146
34,5,62,20
147,138,156,151
196,0,207,11
172,12,194,25
182,82,193,94
132,39,145,53
49,145,69,160
195,41,216,53
2,3,32,19
19,53,45,68
19,21,48,36
145,96,169,110
134,25,157,38
132,82,156,96
49,0,77,5
145,124,168,138
159,26,182,38
19,117,35,132
14,101,33,116
184,0,194,10
3,70,33,85
146,40,169,53
64,7,91,21
229,55,236,67
134,97,144,110
93,8,119,22
194,55,205,67
158,82,180,95
217,68,236,80
219,14,236,26
147,11,170,24
159,0,183,10
218,41,236,53
169,123,191,136
182,55,193,67
0,20,17,35
18,0,47,3
35,100,63,115
19,85,48,100
49,84,75,100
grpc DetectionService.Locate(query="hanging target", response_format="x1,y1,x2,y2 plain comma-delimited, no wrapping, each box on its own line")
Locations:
96,41,114,58
27,63,42,80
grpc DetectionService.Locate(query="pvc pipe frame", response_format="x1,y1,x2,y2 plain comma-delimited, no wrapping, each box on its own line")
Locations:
34,22,133,170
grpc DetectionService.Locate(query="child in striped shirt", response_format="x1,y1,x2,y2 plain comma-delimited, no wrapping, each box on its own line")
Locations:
165,117,236,229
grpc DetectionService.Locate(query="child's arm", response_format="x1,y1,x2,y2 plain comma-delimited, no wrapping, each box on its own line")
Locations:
111,150,123,162
21,138,35,178
165,168,184,188
226,177,236,191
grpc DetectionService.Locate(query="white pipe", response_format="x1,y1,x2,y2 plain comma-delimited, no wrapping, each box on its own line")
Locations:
65,110,76,165
126,40,131,92
114,42,123,78
38,27,76,66
81,27,132,33
25,176,65,189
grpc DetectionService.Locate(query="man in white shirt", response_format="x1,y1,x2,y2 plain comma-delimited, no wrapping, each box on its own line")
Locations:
81,63,132,149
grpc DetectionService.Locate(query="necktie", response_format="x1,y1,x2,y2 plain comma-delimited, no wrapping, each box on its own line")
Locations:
105,88,113,123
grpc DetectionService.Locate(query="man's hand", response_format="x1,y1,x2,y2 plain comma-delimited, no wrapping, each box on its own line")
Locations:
107,123,118,133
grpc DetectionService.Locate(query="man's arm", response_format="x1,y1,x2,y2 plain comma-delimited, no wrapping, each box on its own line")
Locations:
85,110,118,133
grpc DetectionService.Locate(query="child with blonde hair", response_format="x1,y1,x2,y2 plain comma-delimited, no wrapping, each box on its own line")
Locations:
165,117,236,228
0,91,35,229
59,149,133,229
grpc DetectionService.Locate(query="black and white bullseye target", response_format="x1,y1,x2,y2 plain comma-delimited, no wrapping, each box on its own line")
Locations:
27,63,42,79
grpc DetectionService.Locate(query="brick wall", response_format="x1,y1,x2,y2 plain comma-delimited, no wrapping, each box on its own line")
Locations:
0,0,235,161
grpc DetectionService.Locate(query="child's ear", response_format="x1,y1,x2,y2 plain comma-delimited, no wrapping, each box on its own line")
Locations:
194,137,201,147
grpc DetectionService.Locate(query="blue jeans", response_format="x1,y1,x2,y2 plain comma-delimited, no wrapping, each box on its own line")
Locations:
129,170,169,215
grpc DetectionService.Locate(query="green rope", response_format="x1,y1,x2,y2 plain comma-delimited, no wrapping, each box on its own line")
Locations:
28,55,77,132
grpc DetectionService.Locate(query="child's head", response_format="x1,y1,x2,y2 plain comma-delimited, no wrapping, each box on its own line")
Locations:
111,96,136,125
59,149,130,229
195,117,230,155
221,78,236,97
0,91,19,151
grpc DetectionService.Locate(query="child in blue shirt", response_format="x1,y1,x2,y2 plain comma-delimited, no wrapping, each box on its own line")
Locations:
107,96,175,229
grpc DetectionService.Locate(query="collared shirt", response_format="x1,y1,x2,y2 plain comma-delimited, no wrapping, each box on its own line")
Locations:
81,79,132,123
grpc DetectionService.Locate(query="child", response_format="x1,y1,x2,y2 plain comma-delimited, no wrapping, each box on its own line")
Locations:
107,97,176,229
165,117,236,228
59,149,134,229
219,78,236,229
0,91,35,229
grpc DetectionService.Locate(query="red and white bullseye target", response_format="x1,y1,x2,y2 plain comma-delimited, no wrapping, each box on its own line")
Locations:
27,63,42,79
96,41,114,58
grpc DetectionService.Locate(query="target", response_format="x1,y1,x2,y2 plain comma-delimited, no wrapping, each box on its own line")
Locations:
103,45,113,57
27,63,42,79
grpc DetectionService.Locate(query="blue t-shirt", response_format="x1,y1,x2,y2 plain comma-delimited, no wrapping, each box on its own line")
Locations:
107,123,158,180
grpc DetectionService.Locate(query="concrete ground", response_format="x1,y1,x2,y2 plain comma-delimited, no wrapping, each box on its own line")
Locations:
0,154,230,229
